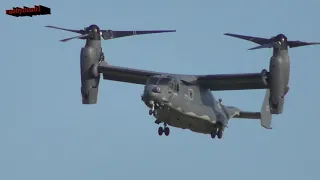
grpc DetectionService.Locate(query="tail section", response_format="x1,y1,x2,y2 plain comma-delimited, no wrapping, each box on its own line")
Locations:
260,89,272,129
226,89,273,129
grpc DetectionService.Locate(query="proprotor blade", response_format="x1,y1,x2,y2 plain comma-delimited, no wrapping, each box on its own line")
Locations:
224,33,270,45
101,30,176,40
45,25,84,34
248,42,275,50
288,41,320,48
60,34,89,42
225,33,320,49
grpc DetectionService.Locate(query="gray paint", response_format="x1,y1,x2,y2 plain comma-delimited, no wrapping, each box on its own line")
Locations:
46,25,320,139
80,25,102,104
224,33,320,115
80,40,102,104
140,75,267,138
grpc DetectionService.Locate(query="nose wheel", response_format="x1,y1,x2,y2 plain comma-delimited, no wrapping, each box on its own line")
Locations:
148,103,158,116
149,109,153,115
149,109,158,116
147,103,169,136
158,124,170,136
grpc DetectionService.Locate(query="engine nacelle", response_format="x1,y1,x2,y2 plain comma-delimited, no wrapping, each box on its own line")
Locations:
80,46,102,104
268,50,290,114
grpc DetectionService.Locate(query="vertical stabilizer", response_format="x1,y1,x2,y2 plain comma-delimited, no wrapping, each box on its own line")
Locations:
261,90,272,129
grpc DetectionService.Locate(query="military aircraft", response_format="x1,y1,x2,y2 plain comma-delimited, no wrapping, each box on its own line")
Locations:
45,24,320,139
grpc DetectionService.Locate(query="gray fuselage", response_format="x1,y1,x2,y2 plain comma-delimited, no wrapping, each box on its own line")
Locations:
141,75,233,134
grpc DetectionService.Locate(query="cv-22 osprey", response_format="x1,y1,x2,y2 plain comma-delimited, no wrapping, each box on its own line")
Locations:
46,24,320,139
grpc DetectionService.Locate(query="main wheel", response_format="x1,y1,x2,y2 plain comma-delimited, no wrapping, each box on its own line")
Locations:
210,132,216,139
158,127,164,136
164,127,170,136
217,130,223,139
210,128,217,139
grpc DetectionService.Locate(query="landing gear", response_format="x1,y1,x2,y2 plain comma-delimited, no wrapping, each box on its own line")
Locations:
210,125,224,139
153,110,158,116
99,52,105,62
158,123,170,136
149,109,158,116
147,103,169,136
217,129,223,139
158,127,163,136
164,127,170,136
148,102,158,116
210,128,217,139
154,120,161,124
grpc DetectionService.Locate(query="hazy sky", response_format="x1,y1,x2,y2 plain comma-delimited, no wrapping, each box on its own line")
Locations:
1,0,320,179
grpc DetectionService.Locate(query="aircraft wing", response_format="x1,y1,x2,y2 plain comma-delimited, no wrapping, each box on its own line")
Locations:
98,62,163,85
98,62,269,91
196,71,268,91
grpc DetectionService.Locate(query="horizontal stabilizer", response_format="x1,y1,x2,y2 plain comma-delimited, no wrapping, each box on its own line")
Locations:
230,90,272,129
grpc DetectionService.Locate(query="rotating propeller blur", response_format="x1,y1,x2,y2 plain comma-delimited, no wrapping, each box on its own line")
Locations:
45,24,176,42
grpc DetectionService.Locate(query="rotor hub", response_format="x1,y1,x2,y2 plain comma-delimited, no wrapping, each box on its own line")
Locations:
87,24,100,32
86,24,101,41
273,34,287,43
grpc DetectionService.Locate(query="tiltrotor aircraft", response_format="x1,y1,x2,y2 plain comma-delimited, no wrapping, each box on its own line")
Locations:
46,24,320,139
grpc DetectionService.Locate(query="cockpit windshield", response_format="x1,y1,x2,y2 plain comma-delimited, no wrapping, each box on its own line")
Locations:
146,77,159,85
147,76,176,87
157,78,173,85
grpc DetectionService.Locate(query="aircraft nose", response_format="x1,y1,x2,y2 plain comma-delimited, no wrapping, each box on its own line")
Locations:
142,85,162,105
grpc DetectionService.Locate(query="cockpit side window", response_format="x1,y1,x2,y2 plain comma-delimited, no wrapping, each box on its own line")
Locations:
171,78,179,92
147,77,159,85
158,78,172,85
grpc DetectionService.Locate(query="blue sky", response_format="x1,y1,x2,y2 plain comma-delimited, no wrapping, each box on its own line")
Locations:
1,0,320,179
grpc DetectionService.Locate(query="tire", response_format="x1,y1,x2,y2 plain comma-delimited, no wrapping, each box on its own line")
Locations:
164,127,170,136
217,130,223,139
158,127,163,136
